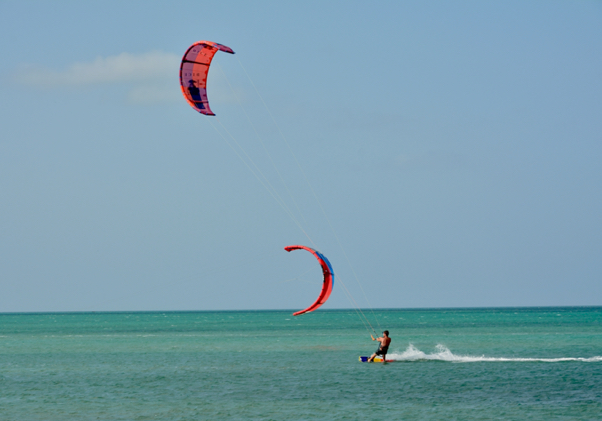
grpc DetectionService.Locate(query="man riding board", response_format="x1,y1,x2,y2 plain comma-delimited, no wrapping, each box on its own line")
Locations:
367,330,391,363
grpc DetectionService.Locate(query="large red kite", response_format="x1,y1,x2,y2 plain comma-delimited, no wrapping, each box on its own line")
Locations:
285,245,334,316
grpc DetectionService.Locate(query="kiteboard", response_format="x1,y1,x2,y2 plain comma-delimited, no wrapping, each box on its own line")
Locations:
359,356,394,363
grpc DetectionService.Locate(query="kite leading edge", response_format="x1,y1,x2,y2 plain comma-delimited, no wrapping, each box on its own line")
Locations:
179,41,234,116
285,245,334,316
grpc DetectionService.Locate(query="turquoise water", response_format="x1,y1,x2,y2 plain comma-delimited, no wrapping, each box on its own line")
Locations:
1,307,601,420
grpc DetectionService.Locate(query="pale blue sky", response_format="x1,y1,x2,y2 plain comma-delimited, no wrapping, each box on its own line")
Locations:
1,1,601,312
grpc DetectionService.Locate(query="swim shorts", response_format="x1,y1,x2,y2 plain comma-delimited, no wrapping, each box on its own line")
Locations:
375,345,389,356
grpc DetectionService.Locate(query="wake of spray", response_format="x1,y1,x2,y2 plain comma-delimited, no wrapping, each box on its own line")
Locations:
387,344,602,363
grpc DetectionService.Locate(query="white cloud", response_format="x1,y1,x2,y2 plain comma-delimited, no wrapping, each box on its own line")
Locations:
15,51,180,87
126,85,181,105
13,51,246,107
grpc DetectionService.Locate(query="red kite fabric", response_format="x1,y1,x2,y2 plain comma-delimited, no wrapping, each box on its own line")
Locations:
285,245,334,316
179,41,234,116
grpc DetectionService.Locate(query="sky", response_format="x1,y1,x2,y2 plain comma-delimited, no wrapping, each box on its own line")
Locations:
0,1,601,313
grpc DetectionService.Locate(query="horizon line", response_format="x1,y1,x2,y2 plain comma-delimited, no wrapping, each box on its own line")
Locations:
1,305,600,316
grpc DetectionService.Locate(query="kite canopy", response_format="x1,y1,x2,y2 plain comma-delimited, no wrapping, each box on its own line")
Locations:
179,41,234,116
285,245,334,316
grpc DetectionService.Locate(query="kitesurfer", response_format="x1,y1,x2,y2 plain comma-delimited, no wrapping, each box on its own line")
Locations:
367,331,391,363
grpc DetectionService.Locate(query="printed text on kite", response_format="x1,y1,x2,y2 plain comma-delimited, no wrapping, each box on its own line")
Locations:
179,41,234,116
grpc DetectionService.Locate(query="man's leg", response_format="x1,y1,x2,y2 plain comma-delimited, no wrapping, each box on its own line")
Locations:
367,352,377,362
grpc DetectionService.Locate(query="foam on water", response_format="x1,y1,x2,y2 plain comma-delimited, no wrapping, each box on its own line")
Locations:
388,344,602,363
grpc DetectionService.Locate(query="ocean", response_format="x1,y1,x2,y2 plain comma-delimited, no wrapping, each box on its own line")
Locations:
1,307,601,420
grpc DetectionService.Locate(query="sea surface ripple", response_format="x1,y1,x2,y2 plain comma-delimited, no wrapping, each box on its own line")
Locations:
1,307,601,420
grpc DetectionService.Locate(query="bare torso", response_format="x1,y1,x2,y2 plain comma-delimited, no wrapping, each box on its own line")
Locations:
378,336,391,348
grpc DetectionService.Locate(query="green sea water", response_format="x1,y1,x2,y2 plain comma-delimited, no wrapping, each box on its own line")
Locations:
1,307,601,420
